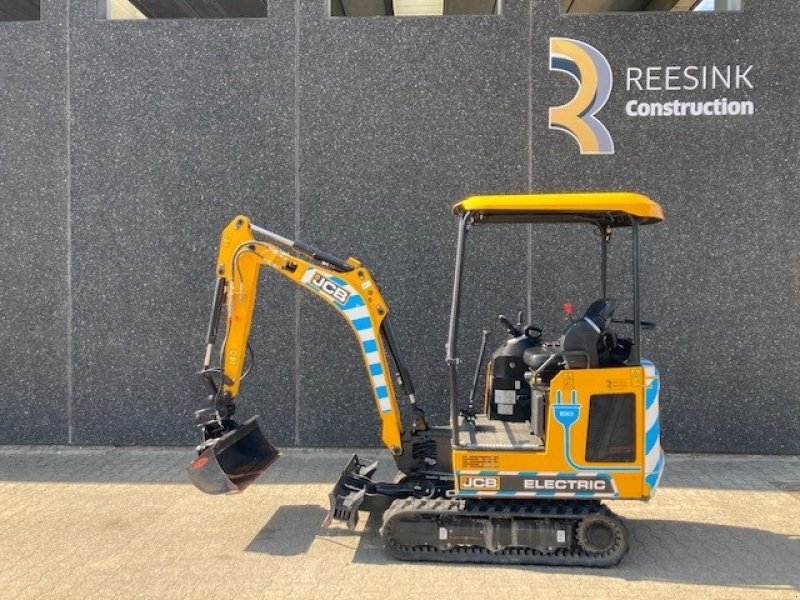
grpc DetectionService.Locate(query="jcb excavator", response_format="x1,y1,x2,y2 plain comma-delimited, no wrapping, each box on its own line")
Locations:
188,192,665,566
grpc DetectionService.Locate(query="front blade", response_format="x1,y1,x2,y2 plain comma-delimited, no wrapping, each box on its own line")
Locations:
188,416,280,494
323,454,378,529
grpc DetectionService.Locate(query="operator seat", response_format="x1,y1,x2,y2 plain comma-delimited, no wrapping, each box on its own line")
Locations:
523,299,619,374
561,298,617,368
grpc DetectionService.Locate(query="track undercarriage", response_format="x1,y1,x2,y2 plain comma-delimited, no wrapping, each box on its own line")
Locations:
325,455,628,567
381,498,628,567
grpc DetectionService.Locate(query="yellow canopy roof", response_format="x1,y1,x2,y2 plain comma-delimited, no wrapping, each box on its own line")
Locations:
452,192,663,226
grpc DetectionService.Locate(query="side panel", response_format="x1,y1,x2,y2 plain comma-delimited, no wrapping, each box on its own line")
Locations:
453,366,650,500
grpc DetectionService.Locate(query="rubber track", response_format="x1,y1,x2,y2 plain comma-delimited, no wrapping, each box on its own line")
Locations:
380,498,628,567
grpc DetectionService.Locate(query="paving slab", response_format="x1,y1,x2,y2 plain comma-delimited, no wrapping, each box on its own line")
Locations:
0,448,798,600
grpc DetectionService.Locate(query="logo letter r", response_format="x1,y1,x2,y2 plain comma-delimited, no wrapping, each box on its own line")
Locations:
548,38,615,155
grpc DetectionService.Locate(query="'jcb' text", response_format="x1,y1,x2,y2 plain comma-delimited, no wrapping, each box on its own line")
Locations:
310,273,350,305
460,476,499,490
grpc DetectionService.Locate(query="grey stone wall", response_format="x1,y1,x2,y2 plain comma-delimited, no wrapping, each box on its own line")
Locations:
0,0,69,444
1,0,797,452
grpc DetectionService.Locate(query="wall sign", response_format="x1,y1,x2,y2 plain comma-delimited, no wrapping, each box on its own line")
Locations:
548,38,615,155
549,37,756,155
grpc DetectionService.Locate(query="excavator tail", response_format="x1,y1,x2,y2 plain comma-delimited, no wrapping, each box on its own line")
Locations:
188,416,279,494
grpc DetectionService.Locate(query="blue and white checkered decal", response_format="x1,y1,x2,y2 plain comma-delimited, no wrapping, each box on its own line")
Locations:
642,359,665,493
301,269,392,413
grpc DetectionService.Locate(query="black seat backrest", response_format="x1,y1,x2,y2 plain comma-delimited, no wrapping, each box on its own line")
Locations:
584,298,617,331
560,299,617,368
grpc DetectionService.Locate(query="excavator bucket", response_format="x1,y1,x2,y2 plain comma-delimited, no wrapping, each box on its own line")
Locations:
188,416,279,494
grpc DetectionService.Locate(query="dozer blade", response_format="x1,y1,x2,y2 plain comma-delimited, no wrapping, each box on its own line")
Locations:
188,416,279,495
323,454,378,530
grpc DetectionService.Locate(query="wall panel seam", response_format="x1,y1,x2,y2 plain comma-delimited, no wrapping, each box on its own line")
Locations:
293,0,301,446
526,0,533,321
65,0,74,445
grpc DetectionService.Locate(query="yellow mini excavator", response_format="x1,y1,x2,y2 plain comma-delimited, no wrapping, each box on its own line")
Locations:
188,192,665,567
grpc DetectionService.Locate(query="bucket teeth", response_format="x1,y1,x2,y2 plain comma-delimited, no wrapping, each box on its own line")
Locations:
323,454,377,529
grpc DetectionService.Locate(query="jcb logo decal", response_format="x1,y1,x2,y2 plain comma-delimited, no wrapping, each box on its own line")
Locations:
459,476,499,490
309,273,350,305
549,38,615,155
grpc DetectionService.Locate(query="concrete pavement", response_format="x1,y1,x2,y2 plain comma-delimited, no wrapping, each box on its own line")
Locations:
0,447,798,599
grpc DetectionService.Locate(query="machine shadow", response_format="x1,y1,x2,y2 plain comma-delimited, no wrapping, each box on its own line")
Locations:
247,505,326,556
249,506,799,590
611,518,800,590
245,504,384,557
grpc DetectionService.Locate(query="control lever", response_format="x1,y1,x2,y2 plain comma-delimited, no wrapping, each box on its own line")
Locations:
611,318,657,330
464,329,490,419
498,314,522,337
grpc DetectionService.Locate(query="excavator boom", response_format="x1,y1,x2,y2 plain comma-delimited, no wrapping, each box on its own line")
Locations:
188,216,420,494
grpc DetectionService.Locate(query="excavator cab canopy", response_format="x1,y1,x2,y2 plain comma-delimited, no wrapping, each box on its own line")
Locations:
445,192,663,449
452,192,663,227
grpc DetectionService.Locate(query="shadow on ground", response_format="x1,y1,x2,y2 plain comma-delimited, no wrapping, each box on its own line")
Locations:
246,504,800,591
245,505,363,556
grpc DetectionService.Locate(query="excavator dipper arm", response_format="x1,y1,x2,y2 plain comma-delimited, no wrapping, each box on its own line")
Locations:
189,216,424,495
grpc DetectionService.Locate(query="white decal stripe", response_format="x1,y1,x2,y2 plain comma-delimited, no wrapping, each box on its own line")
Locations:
357,328,375,342
646,402,659,429
344,305,370,321
645,443,662,472
652,455,665,488
643,363,657,379
371,374,386,388
301,270,314,283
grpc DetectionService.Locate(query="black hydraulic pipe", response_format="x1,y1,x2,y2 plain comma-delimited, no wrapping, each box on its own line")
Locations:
447,213,470,447
631,220,641,365
380,319,417,401
250,223,354,272
203,278,226,369
292,240,354,273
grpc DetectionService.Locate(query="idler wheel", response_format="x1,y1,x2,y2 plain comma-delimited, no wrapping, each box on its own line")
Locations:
576,514,621,554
